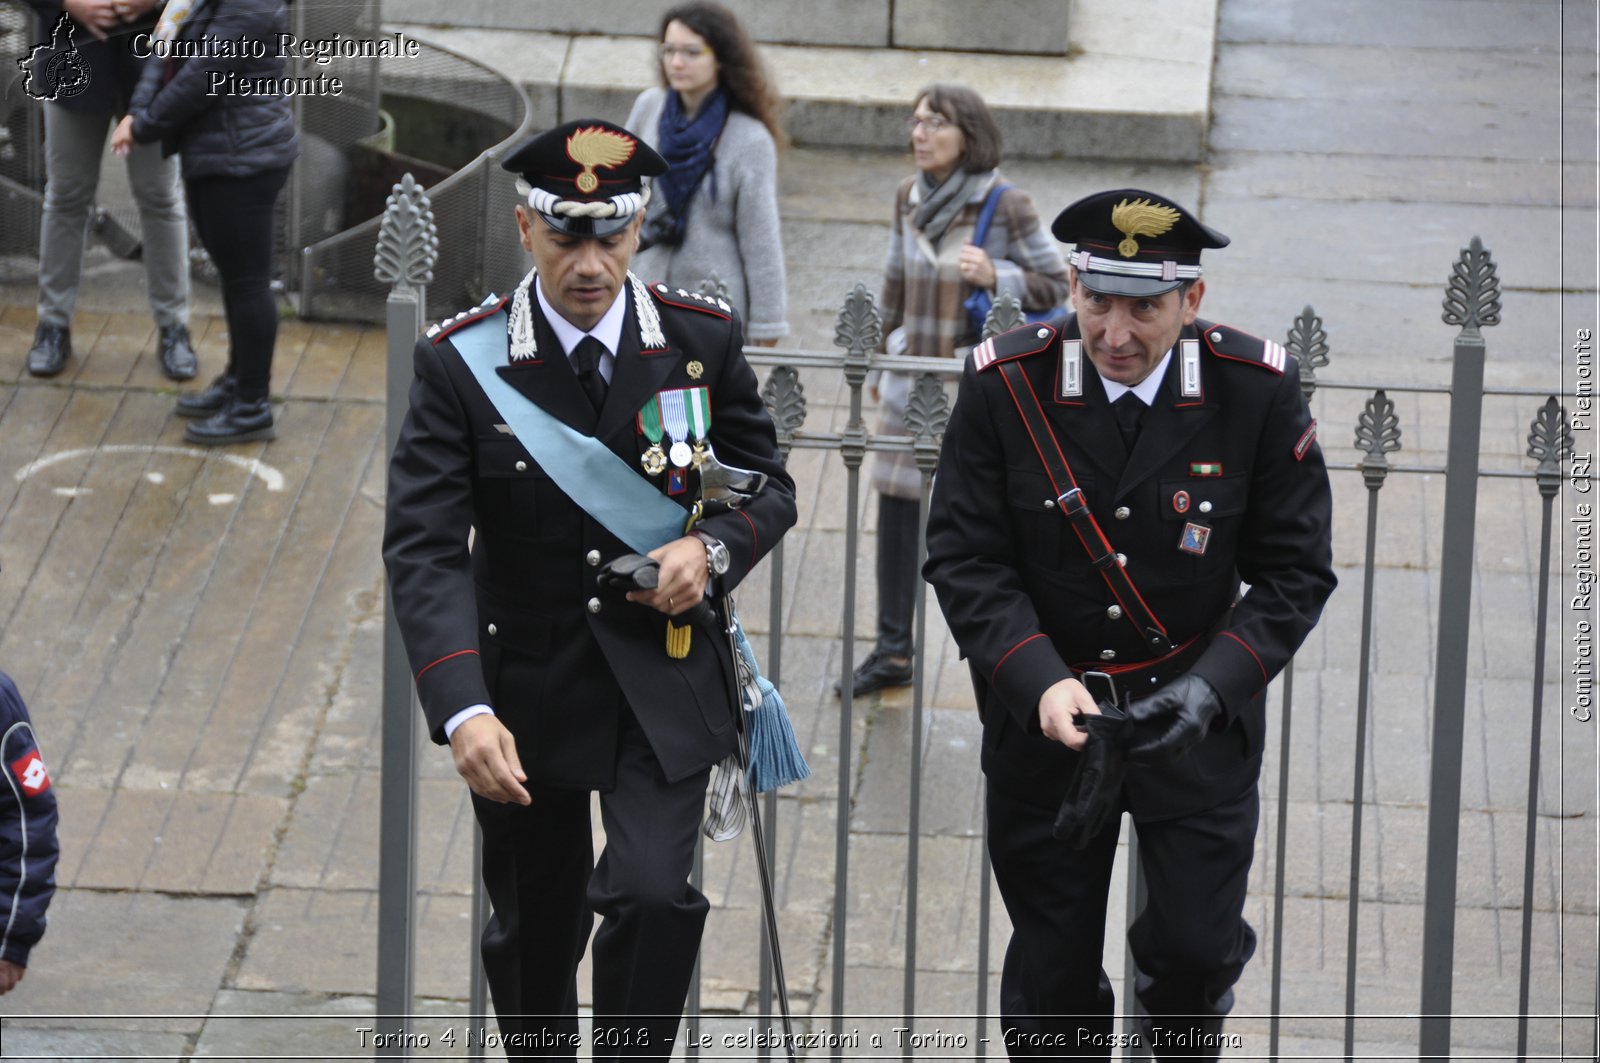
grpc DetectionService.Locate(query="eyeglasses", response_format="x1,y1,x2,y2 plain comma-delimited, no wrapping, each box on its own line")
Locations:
658,43,709,61
907,114,953,134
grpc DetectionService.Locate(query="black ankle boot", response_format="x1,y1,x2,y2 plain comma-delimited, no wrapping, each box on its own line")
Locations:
26,323,71,377
183,397,274,445
176,374,236,418
158,323,198,380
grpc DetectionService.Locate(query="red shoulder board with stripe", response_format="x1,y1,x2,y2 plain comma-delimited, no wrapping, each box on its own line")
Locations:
973,322,1057,373
648,282,733,320
427,293,510,343
1199,323,1288,375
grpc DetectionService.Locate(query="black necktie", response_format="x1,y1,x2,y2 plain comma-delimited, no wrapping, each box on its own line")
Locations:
1112,392,1145,450
573,336,609,412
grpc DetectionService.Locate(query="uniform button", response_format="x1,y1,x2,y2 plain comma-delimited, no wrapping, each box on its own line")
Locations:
1199,501,1213,514
486,623,497,636
1100,649,1117,660
1043,499,1056,509
1036,327,1050,339
587,597,602,614
1114,506,1130,520
586,549,601,566
1115,553,1128,566
1211,331,1223,342
1106,605,1123,620
515,460,527,472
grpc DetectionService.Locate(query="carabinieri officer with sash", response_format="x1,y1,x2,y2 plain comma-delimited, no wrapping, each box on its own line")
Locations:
382,118,796,1060
924,189,1336,1059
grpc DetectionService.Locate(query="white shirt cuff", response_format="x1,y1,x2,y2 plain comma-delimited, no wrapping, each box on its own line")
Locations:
444,704,494,740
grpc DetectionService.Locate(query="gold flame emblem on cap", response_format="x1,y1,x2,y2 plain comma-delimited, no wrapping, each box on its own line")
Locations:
1111,198,1180,258
566,126,636,194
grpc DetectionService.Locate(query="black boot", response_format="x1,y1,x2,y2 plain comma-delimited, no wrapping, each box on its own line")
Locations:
176,373,236,418
26,323,71,377
158,323,198,381
184,397,275,445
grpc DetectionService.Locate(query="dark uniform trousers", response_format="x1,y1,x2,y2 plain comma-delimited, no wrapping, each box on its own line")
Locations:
473,711,709,1061
987,781,1258,1060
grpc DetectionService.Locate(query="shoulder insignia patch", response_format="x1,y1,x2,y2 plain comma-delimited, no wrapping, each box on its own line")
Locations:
1200,323,1288,376
650,282,732,319
974,322,1057,373
427,293,508,343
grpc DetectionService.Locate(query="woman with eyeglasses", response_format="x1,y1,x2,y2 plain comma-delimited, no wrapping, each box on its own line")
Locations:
625,1,789,346
843,83,1069,697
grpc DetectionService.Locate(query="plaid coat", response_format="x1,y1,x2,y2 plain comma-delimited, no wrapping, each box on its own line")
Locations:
874,173,1068,497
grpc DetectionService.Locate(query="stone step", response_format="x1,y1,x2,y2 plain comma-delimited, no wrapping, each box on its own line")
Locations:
384,0,1074,56
391,0,1216,162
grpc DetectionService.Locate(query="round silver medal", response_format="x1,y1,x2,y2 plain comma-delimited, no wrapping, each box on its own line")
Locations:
669,440,693,468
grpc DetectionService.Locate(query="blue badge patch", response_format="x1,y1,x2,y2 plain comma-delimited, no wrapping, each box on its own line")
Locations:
667,466,688,496
1178,522,1211,556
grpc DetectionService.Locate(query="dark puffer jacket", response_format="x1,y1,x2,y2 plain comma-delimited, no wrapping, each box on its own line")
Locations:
0,671,59,970
128,0,299,180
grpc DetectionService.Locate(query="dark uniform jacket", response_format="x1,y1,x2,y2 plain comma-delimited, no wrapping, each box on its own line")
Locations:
383,281,797,791
925,315,1336,821
0,671,59,969
128,0,300,180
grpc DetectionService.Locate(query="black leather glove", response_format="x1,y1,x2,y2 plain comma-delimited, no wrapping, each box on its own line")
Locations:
1126,673,1223,761
595,553,712,624
595,552,659,593
1052,703,1128,850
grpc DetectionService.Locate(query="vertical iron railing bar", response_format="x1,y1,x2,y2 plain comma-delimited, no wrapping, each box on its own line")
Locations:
758,359,807,1058
903,477,927,1056
1268,659,1294,1061
900,371,951,1051
759,541,785,1058
1516,397,1571,1061
1347,388,1403,1060
1420,235,1501,1058
374,173,438,1058
1270,304,1330,1060
832,285,881,1057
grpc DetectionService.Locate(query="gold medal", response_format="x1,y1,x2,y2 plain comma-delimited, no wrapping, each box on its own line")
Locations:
691,440,707,469
641,443,668,475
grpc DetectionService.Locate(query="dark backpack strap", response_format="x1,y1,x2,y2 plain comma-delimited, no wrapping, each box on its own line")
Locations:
995,360,1175,656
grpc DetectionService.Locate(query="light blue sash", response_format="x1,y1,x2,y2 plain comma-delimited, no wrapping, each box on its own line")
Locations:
449,310,688,554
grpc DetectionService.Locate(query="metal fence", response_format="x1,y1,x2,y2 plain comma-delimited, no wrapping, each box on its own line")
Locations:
372,176,1595,1060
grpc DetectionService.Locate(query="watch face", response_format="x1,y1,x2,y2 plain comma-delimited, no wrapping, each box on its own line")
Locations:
708,541,730,575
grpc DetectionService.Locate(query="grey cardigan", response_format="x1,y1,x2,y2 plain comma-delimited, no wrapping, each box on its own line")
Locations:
626,87,789,341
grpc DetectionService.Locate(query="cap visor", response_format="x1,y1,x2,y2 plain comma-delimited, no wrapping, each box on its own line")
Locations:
1074,272,1183,298
537,211,635,238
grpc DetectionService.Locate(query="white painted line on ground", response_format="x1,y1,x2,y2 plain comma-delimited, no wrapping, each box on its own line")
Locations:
12,445,286,492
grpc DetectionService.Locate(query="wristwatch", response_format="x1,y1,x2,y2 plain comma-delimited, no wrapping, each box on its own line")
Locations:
693,530,730,576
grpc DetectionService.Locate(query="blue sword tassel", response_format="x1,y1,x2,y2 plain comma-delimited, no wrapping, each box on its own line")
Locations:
733,621,810,793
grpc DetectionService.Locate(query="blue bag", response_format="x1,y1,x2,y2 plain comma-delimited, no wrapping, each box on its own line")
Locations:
962,182,1067,337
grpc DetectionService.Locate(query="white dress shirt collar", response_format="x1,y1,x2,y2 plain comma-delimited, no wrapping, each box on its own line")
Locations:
535,277,628,382
1098,348,1173,407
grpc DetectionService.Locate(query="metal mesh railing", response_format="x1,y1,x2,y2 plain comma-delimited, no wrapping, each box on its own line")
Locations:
294,35,532,322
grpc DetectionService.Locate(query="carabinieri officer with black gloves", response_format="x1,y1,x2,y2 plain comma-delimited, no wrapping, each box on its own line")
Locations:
383,119,796,1060
924,189,1336,1060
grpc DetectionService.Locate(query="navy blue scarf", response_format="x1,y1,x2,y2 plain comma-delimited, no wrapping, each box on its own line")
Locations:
654,88,729,242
